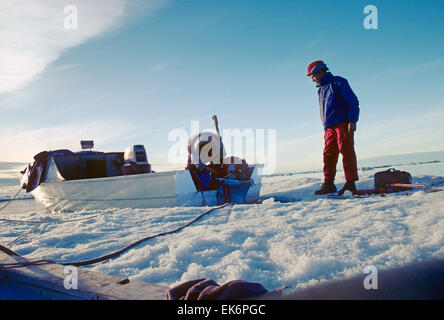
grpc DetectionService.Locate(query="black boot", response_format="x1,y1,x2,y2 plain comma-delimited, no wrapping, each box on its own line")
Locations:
314,181,337,195
338,181,357,196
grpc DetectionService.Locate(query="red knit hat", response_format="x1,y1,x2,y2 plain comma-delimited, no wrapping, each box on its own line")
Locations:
307,60,327,76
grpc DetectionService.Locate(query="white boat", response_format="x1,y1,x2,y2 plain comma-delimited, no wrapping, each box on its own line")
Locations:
20,140,263,213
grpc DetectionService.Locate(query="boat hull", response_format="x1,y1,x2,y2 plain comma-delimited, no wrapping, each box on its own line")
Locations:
31,166,263,212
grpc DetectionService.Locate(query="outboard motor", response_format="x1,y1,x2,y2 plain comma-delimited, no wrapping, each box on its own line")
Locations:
120,145,151,175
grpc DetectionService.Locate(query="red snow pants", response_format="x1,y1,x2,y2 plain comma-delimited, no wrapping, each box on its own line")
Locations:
323,122,358,182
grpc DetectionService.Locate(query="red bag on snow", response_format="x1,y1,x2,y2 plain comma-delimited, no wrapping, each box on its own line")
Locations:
374,168,412,190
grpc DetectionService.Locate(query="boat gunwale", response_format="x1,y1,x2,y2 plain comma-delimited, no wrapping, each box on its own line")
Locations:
42,168,181,186
43,163,264,186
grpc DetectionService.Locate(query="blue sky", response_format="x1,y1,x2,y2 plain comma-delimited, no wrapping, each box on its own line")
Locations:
1,0,444,172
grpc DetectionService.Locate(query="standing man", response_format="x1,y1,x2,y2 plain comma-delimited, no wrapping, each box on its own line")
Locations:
307,60,360,195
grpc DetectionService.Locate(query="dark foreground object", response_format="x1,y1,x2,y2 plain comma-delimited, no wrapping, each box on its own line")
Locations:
282,258,444,300
166,258,444,300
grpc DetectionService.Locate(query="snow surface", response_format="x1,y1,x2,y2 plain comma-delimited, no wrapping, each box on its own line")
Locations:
0,158,443,293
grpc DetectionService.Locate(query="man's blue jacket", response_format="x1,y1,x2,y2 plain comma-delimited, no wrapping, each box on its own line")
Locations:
317,72,360,130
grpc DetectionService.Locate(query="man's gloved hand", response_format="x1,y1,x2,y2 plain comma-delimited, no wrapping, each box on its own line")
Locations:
348,122,357,134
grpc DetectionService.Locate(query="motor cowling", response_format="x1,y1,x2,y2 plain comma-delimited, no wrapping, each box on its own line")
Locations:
121,145,151,175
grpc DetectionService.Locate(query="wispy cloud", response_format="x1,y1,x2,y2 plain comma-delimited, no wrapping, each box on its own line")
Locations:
150,64,167,72
0,121,135,162
366,58,444,83
273,108,444,172
355,109,444,158
45,63,81,74
275,134,323,172
0,0,167,95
